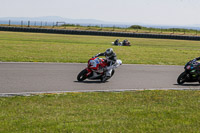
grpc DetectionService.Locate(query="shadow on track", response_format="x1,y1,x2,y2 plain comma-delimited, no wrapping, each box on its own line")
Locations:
174,84,200,86
74,80,108,84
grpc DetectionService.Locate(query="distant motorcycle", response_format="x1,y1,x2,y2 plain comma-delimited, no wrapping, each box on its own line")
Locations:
112,42,131,46
177,60,200,84
77,57,122,82
112,40,131,46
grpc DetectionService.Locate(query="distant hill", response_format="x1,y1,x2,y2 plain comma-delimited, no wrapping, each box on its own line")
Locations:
0,16,106,24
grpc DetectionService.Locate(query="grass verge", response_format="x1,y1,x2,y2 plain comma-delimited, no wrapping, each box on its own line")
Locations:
1,24,200,36
0,31,200,65
1,90,200,132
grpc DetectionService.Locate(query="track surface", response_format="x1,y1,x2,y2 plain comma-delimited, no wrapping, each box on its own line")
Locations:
0,62,200,94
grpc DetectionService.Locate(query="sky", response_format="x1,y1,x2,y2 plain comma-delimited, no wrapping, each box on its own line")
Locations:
0,0,200,26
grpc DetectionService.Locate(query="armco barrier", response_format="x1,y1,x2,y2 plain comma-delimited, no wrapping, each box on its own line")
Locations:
0,26,200,41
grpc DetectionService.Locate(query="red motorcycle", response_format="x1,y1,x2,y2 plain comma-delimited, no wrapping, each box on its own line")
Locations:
77,57,122,82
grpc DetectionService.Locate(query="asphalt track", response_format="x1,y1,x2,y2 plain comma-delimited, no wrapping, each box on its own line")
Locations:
1,62,200,95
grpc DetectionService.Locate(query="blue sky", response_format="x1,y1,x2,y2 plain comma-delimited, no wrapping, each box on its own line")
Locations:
1,0,200,26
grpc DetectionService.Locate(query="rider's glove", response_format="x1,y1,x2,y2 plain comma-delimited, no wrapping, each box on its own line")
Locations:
92,56,97,58
192,59,197,63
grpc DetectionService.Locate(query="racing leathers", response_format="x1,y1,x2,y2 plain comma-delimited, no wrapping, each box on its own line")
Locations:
191,57,200,75
193,57,200,62
94,52,117,77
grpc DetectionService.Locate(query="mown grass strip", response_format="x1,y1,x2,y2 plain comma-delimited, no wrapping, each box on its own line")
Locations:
0,31,200,65
0,90,200,132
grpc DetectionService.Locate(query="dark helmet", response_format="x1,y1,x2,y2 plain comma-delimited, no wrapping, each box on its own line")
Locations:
105,48,114,57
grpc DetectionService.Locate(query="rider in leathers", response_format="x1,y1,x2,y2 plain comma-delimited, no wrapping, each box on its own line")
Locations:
191,57,200,75
192,57,200,62
93,48,117,81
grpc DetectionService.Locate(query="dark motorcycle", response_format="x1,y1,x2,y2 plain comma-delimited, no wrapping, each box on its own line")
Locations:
177,60,200,84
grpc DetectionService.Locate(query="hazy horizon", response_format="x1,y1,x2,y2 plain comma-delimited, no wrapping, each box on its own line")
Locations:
1,0,200,26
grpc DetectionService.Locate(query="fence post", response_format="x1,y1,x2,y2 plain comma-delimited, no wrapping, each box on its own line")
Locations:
113,25,115,31
8,20,11,26
52,22,54,28
21,21,23,27
125,26,127,32
28,21,30,27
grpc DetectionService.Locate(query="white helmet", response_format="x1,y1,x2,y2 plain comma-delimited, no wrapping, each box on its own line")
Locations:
105,48,113,57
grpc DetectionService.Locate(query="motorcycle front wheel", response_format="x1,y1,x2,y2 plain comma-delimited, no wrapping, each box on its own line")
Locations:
177,72,187,85
77,69,88,81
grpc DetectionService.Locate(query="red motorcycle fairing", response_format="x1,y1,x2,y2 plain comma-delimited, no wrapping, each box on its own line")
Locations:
85,57,108,78
85,67,92,77
88,57,107,70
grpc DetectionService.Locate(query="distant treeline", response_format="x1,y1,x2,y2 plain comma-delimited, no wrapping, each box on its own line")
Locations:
60,24,200,33
128,25,199,32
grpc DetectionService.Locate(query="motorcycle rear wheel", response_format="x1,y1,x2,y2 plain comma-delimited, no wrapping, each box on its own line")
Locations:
77,69,88,81
177,72,187,85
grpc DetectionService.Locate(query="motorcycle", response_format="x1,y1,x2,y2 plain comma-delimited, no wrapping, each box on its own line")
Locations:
112,41,131,46
177,60,200,84
77,57,122,82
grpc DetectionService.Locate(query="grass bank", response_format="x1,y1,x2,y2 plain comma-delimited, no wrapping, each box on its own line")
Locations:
1,24,200,36
0,31,200,65
1,90,200,132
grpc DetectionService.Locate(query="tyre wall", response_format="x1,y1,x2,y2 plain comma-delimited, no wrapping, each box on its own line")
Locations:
0,26,200,41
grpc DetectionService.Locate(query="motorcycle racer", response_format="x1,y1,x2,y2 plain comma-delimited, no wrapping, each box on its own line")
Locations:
93,48,117,82
191,57,200,62
191,57,200,74
77,48,122,82
177,57,200,84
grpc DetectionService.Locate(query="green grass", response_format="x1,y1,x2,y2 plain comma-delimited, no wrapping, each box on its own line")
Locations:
1,31,200,132
1,90,200,132
0,31,200,65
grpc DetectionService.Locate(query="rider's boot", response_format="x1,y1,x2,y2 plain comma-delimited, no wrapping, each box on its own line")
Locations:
101,70,110,82
101,67,113,82
101,75,107,82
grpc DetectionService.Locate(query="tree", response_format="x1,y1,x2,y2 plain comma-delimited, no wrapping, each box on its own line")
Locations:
129,25,143,29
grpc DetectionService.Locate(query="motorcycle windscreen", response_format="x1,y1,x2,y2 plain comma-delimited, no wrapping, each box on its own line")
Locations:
88,59,100,70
